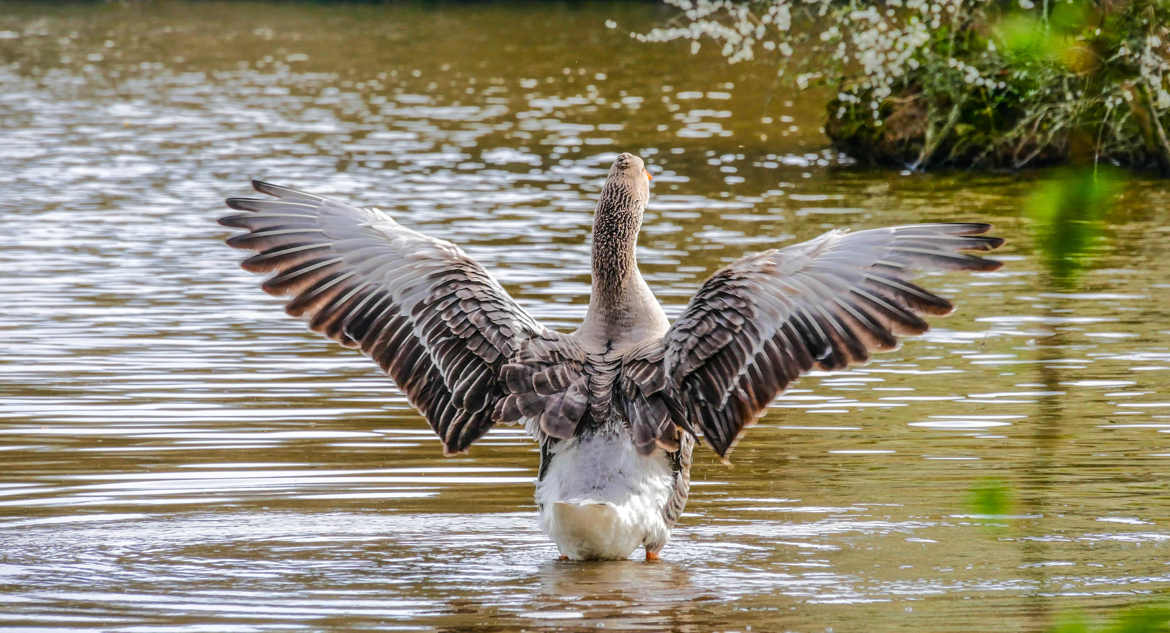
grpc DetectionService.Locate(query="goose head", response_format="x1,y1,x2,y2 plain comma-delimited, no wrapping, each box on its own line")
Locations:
600,152,652,217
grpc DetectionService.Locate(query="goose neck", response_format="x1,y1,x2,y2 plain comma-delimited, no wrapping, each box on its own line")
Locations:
590,205,641,299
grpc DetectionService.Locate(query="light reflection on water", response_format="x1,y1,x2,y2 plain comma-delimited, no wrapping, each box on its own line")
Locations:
2,2,1170,632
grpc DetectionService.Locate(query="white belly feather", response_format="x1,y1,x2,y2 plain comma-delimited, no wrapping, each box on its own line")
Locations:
535,430,674,560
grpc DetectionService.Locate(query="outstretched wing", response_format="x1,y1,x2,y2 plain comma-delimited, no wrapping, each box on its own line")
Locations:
650,223,1003,458
220,180,584,454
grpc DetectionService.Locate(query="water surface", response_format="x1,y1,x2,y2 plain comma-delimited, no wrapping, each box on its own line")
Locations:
2,2,1170,631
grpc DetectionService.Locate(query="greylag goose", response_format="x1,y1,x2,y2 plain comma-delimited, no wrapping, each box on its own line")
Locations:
220,152,1003,561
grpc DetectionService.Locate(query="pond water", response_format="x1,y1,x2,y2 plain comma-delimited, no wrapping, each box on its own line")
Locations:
2,2,1169,632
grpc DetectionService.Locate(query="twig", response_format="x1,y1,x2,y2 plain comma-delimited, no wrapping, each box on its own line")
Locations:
1142,80,1170,171
910,97,966,170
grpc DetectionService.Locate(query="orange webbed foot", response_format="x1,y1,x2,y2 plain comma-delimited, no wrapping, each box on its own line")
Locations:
559,554,569,561
645,550,660,562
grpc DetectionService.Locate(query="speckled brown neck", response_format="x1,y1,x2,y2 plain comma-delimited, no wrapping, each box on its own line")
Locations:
590,177,643,301
576,164,666,353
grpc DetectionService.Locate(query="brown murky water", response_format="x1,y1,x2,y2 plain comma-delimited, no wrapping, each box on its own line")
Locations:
2,2,1169,631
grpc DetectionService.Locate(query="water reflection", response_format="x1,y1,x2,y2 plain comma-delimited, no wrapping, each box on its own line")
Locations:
528,560,707,630
2,1,1170,632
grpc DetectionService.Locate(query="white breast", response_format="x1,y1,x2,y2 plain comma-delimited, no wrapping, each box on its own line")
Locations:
535,430,674,560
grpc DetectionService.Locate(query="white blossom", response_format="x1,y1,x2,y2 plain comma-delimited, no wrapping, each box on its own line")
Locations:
637,0,1170,124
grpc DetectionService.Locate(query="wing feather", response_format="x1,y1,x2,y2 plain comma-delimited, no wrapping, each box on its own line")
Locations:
655,223,1003,458
221,180,583,454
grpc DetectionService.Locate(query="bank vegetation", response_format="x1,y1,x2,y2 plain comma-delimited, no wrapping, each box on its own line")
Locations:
640,0,1170,172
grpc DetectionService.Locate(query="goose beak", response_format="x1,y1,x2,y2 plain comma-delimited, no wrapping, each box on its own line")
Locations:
643,168,653,181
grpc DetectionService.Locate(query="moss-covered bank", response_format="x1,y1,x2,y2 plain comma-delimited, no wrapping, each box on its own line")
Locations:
823,1,1170,172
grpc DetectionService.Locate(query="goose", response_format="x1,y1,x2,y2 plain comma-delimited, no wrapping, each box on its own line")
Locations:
219,152,1003,561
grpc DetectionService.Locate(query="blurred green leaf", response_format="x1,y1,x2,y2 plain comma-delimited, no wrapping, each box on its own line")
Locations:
994,2,1094,71
1025,168,1123,286
996,13,1063,62
1050,604,1170,633
1053,612,1092,633
969,477,1013,518
1050,1,1091,34
1106,605,1170,633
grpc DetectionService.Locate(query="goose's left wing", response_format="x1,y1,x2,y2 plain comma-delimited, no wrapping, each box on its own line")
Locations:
220,180,585,454
625,223,1003,459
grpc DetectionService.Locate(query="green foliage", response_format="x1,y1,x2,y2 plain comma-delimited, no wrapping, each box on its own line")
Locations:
969,477,1014,517
967,477,1014,532
824,0,1170,170
996,8,1083,64
1025,168,1123,285
1052,604,1170,633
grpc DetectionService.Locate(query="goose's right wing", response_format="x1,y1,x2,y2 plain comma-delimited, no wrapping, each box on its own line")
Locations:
220,180,586,454
651,223,1003,458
